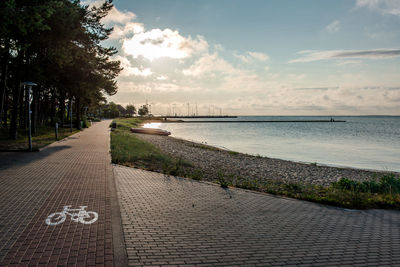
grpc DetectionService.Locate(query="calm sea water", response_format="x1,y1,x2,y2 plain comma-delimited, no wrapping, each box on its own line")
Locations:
149,116,400,172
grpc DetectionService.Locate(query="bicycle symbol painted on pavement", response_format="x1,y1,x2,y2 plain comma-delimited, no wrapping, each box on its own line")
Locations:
45,206,98,226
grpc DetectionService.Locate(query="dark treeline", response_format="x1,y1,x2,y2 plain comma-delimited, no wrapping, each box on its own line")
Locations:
0,0,121,139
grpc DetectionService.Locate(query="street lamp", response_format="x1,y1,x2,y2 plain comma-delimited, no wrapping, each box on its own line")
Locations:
22,82,37,152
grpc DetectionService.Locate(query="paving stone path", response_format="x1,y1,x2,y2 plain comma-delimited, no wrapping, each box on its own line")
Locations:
115,166,400,266
0,120,124,266
2,120,400,266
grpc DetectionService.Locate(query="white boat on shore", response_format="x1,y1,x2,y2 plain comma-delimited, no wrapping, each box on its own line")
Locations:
130,127,171,136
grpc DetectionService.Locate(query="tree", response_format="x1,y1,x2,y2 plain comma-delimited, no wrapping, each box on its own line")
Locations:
102,102,119,118
0,0,122,137
138,105,149,116
126,104,136,116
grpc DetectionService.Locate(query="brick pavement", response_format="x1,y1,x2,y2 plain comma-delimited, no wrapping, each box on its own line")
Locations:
0,120,125,266
115,165,400,266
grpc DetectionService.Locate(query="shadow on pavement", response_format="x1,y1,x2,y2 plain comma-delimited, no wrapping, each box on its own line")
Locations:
0,145,71,171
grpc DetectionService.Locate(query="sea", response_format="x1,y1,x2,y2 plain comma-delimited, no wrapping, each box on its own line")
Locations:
145,116,400,173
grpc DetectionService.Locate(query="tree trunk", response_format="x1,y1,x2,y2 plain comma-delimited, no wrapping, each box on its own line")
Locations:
9,85,21,139
60,92,65,126
2,87,8,127
76,97,81,130
9,51,23,139
0,41,10,123
50,89,56,125
19,86,25,129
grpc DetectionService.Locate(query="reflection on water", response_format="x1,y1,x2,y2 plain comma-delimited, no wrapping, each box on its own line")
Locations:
143,122,162,129
160,116,400,172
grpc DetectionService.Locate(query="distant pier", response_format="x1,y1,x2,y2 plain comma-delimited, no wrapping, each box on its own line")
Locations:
164,120,346,123
162,115,237,119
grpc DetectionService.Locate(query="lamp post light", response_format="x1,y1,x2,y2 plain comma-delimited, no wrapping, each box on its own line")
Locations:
22,82,37,152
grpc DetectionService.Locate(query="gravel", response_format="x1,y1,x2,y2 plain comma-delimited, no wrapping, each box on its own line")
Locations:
133,133,396,186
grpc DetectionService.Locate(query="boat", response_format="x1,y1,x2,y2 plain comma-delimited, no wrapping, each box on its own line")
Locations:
130,128,171,136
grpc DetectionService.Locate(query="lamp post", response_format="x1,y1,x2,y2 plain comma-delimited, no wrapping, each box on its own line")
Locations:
22,82,37,152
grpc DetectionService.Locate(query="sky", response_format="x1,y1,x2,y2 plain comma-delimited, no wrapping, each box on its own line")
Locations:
87,0,400,115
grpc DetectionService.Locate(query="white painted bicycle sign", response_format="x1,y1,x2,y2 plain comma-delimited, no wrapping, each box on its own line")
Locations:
45,206,98,226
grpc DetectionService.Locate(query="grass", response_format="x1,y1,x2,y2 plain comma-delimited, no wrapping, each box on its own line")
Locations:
213,171,400,209
0,126,80,151
110,117,400,210
110,117,193,176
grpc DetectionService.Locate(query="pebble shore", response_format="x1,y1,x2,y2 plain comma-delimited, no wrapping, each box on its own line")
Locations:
134,133,394,186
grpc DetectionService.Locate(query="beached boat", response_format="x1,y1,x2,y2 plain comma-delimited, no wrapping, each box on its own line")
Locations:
130,128,171,136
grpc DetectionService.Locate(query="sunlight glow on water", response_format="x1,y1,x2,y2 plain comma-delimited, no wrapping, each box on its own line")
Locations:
160,116,400,172
143,122,162,129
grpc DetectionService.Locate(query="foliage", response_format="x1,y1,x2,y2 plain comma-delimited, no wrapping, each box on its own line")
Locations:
138,105,149,116
102,102,120,118
0,0,122,139
332,175,400,194
217,171,231,188
126,105,136,116
228,174,400,209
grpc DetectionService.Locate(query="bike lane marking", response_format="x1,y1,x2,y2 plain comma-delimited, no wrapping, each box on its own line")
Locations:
45,206,99,226
0,121,114,266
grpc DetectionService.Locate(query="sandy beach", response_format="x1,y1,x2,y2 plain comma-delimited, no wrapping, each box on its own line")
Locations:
132,133,394,186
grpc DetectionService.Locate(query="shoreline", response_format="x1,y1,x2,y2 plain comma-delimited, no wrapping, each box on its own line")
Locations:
132,133,397,186
169,135,398,174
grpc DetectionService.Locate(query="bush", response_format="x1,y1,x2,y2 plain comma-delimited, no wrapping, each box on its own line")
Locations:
333,174,400,195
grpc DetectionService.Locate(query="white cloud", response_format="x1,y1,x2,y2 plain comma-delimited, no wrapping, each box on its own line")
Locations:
115,56,152,77
82,1,137,24
110,22,144,40
337,60,363,66
234,51,269,63
123,29,208,60
182,53,236,76
102,7,136,25
326,20,340,33
290,48,400,63
129,68,152,77
288,74,306,80
156,75,168,80
356,0,400,16
248,52,269,61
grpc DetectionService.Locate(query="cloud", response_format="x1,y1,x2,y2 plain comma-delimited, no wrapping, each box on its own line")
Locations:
110,22,144,39
102,7,136,25
156,75,168,80
248,52,269,61
82,1,137,24
123,29,208,60
356,0,400,16
337,60,363,66
182,53,236,76
290,48,400,63
326,20,340,33
234,51,269,63
288,74,306,80
115,56,152,77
